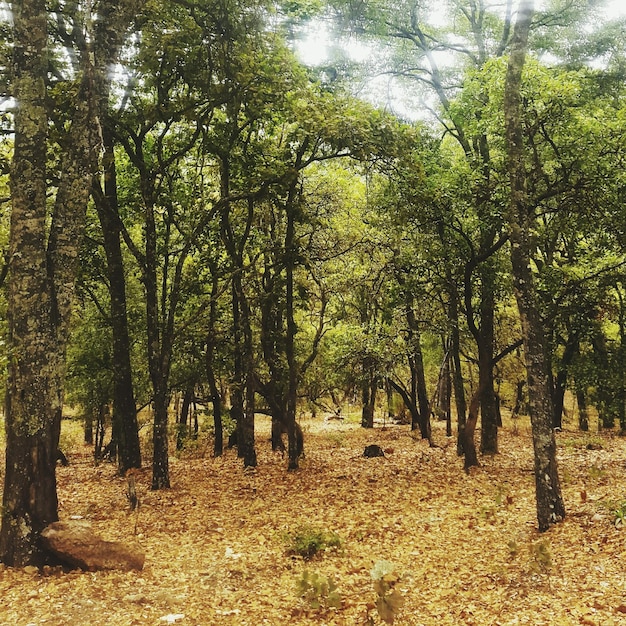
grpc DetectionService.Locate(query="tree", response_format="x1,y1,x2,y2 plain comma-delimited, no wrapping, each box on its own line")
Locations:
91,130,142,473
504,0,565,531
0,0,106,565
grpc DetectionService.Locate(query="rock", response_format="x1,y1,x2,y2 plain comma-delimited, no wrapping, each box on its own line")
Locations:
40,520,145,571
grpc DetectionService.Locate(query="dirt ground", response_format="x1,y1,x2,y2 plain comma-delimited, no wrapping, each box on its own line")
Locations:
1,413,626,625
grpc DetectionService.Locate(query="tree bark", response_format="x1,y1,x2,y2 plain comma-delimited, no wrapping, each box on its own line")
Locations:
446,274,467,454
504,0,565,532
285,180,302,470
575,385,589,432
205,269,224,457
1,0,56,566
1,0,102,565
93,128,142,474
405,300,431,440
479,272,499,454
550,333,578,430
221,171,257,468
361,359,378,429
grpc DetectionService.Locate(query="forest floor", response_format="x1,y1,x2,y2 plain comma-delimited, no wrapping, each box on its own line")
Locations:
2,412,626,625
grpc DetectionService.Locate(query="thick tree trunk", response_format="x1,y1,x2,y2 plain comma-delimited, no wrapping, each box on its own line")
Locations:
84,409,94,445
440,346,452,437
145,194,172,489
230,262,257,468
592,329,617,429
1,0,101,565
462,369,489,470
447,281,468,454
176,386,194,450
241,359,258,468
504,0,565,532
617,286,626,433
206,336,224,456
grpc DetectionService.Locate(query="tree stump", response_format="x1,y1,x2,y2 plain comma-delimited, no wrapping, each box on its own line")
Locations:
363,444,385,458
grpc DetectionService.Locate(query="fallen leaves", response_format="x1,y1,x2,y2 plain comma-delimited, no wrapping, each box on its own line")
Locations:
2,417,626,624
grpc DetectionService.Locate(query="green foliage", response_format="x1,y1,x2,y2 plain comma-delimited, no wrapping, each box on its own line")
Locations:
284,525,343,559
295,569,342,611
65,301,114,418
370,560,404,624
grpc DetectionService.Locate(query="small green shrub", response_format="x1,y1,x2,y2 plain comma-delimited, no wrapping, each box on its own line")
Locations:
613,501,626,527
529,539,552,573
588,464,606,481
284,525,343,559
507,539,519,557
295,569,342,611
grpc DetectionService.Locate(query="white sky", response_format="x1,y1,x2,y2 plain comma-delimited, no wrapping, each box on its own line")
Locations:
296,0,626,123
298,1,626,66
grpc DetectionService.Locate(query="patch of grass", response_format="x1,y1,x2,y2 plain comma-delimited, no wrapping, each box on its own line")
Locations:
325,431,346,448
284,525,343,560
561,435,604,450
588,464,606,481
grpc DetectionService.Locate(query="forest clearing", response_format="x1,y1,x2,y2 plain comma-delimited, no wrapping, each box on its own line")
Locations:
1,413,626,626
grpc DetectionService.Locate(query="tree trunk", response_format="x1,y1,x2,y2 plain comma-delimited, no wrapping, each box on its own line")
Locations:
93,128,142,474
447,279,467,454
176,386,193,450
576,385,589,432
617,286,626,433
205,265,224,457
285,189,302,470
361,361,377,429
462,368,489,470
592,329,617,429
405,302,431,440
479,275,498,454
504,0,565,532
1,0,101,565
441,346,453,437
551,334,578,430
227,244,256,467
145,190,172,489
84,409,94,445
151,383,170,490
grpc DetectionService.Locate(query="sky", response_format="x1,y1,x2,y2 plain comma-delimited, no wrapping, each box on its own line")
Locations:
297,0,626,67
296,0,626,122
